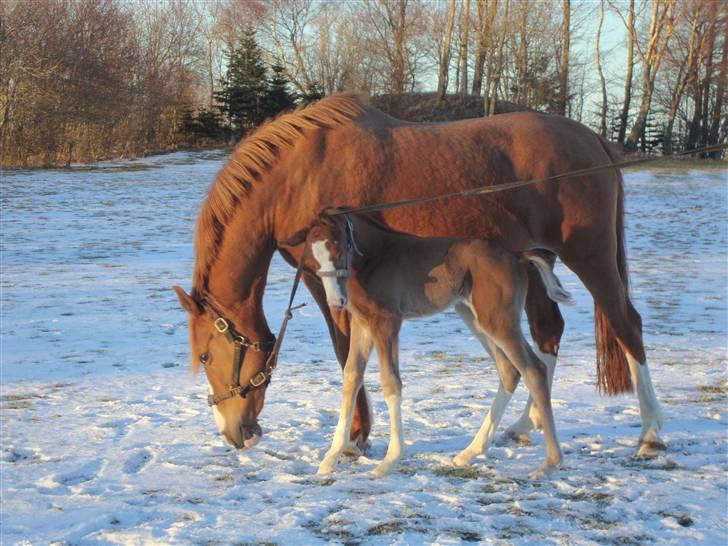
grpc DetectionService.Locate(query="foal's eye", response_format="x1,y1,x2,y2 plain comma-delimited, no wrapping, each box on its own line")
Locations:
199,353,209,366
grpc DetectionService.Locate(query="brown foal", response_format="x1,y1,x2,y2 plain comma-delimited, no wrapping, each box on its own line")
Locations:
298,212,571,476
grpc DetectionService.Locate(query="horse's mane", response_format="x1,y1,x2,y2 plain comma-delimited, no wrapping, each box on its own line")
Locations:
193,93,366,292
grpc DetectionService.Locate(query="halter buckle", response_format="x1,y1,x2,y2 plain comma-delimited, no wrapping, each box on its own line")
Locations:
250,371,268,388
214,317,229,333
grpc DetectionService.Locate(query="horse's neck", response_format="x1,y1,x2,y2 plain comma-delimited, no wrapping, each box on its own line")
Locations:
206,208,275,334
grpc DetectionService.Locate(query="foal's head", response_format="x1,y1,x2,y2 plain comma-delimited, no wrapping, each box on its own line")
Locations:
304,214,358,310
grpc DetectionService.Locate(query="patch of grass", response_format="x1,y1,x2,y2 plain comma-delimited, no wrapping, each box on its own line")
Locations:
658,511,694,527
431,465,493,480
445,529,481,542
367,521,404,535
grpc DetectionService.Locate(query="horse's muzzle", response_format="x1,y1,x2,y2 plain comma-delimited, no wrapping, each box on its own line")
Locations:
223,423,262,450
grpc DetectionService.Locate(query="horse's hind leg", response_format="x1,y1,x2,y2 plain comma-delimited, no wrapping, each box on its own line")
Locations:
564,253,664,458
452,302,520,467
318,318,373,474
303,273,371,453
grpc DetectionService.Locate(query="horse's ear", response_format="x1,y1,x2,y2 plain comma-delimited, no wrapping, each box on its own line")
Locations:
279,228,309,248
173,285,202,316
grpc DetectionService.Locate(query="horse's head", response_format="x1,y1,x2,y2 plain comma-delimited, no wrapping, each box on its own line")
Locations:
303,213,359,310
173,286,271,450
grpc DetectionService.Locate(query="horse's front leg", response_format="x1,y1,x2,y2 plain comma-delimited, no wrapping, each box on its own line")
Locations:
372,320,404,477
303,273,372,452
318,319,372,474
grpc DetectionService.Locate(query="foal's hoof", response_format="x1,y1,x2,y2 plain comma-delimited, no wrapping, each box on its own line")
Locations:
343,442,363,458
634,439,667,460
452,451,475,467
528,463,560,480
496,431,531,447
317,460,337,475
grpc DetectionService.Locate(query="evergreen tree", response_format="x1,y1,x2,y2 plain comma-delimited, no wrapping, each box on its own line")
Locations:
264,64,297,117
300,81,325,105
215,28,269,134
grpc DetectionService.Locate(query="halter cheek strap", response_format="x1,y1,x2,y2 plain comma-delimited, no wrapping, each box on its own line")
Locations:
315,217,361,280
205,309,276,407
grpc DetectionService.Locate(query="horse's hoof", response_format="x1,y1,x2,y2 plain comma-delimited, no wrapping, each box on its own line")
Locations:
452,452,474,467
634,439,667,460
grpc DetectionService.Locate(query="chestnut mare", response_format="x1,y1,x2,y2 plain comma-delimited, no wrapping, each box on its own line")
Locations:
298,212,571,476
173,93,664,459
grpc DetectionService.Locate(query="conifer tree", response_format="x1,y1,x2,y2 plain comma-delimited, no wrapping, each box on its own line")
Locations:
264,64,297,117
216,28,269,133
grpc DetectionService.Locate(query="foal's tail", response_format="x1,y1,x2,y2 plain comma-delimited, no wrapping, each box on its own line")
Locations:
521,250,572,304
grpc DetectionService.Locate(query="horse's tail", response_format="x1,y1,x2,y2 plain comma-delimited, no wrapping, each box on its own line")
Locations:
594,137,633,394
521,250,572,304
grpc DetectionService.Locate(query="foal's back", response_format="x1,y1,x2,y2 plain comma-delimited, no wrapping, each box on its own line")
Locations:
350,226,524,321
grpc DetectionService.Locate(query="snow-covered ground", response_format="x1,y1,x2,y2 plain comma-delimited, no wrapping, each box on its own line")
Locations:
1,152,726,545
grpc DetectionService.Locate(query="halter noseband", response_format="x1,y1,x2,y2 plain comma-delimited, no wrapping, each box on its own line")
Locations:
202,302,276,407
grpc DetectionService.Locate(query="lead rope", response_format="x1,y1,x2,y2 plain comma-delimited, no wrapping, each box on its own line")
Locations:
261,246,308,379
331,142,728,217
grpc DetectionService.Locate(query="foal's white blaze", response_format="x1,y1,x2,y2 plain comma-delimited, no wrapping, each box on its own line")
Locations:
208,384,226,434
312,239,346,308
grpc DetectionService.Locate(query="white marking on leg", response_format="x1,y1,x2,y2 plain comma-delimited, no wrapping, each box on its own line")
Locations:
312,240,346,308
208,384,226,434
374,394,404,476
626,353,665,457
454,382,513,466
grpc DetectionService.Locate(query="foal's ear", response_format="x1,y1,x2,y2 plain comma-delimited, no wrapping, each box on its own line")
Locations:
172,285,202,316
279,228,309,248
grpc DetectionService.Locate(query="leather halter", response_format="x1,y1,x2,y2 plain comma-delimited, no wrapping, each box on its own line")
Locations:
316,217,361,279
201,301,276,407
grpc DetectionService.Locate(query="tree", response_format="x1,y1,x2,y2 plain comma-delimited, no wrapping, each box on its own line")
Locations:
216,28,269,133
265,63,298,116
436,0,458,102
557,0,570,116
595,0,608,137
624,0,682,151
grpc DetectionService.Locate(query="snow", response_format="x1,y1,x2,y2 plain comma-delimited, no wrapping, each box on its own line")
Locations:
1,152,727,544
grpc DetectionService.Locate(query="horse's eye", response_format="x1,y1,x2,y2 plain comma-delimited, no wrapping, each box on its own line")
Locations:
199,353,209,366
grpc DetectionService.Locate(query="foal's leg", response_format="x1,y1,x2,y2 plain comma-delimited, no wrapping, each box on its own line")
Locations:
452,302,519,466
318,319,373,474
504,262,564,443
303,272,372,452
372,320,405,477
495,333,563,474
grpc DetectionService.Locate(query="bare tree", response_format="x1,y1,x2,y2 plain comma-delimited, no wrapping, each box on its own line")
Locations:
595,0,608,137
436,0,457,102
558,0,570,115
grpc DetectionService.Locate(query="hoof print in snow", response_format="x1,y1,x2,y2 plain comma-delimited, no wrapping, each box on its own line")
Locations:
123,449,152,474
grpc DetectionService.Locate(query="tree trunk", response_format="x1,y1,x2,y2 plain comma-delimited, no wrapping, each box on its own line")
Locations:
617,0,635,144
437,0,457,103
595,0,607,137
487,0,508,115
558,0,570,116
459,0,471,97
699,0,717,156
709,18,727,158
625,0,678,151
471,0,488,95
